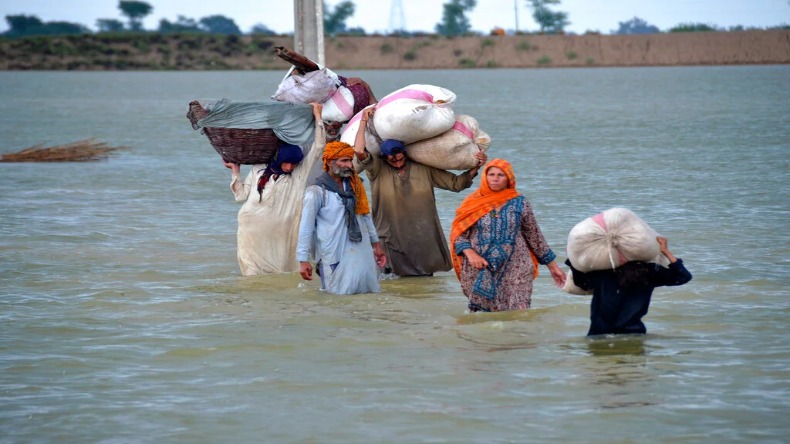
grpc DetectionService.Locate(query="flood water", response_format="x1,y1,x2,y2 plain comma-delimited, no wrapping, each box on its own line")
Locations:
1,66,788,442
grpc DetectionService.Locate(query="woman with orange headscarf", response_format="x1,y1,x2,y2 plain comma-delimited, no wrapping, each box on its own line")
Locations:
450,159,566,312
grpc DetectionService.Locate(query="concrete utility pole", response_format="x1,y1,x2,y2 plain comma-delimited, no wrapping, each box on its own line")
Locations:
294,0,325,65
514,0,519,33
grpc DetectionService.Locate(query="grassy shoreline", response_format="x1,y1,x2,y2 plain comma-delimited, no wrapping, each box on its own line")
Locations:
1,30,788,70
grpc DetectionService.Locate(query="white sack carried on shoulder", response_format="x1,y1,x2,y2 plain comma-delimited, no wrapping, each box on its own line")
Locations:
321,86,355,123
272,67,339,104
405,114,491,170
566,207,661,272
368,84,456,144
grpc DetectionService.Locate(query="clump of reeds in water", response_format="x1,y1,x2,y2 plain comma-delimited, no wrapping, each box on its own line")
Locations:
0,139,128,162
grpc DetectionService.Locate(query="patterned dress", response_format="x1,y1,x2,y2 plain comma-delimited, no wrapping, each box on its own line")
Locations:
454,196,556,312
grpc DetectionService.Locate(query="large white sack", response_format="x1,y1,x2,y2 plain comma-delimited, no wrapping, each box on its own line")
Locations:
405,114,491,170
272,67,339,104
360,84,457,144
340,84,456,154
321,85,355,123
566,207,663,272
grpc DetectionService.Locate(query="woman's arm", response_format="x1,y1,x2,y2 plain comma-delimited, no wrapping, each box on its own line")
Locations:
225,160,253,202
520,199,565,287
519,199,555,264
657,236,677,263
652,237,692,286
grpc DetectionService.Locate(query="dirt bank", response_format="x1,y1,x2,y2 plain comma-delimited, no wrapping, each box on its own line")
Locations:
326,30,790,69
1,30,788,70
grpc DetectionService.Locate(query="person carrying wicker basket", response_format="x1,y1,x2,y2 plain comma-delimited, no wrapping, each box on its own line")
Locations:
225,103,327,276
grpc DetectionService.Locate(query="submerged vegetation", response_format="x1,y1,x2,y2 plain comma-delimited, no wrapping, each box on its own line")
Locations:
0,139,128,162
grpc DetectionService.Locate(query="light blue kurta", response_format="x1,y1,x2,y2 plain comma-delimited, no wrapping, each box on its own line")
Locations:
297,182,380,295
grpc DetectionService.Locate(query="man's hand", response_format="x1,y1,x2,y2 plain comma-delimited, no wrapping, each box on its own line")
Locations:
474,150,487,165
361,106,375,122
300,261,313,280
372,242,387,268
467,150,488,177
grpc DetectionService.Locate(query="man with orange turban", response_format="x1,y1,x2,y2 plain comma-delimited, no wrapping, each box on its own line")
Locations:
296,141,387,294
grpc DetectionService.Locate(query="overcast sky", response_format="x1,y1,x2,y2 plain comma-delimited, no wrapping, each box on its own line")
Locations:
1,0,788,34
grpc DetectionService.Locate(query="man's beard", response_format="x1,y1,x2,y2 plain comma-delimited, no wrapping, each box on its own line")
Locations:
324,122,343,141
325,131,341,142
332,165,353,178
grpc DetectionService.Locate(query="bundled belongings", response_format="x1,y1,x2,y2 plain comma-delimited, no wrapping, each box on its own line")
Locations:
321,77,375,123
271,67,339,105
405,114,491,171
566,207,669,274
187,99,316,165
272,46,375,123
340,85,492,171
340,84,457,154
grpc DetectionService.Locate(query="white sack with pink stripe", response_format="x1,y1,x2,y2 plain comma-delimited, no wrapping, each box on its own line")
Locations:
566,208,668,273
404,114,491,170
321,86,356,123
340,84,457,151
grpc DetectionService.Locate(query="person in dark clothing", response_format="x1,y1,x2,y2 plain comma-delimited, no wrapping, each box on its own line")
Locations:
566,236,692,336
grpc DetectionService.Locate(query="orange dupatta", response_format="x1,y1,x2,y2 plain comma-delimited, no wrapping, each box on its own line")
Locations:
449,158,539,280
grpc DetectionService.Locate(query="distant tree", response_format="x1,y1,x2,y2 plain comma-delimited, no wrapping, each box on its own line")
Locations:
118,0,153,31
345,26,366,35
669,22,718,32
158,16,202,34
324,1,355,36
614,17,660,34
3,14,89,37
43,21,91,35
435,0,477,37
4,15,44,37
251,23,276,35
526,0,569,33
96,18,126,32
199,15,241,35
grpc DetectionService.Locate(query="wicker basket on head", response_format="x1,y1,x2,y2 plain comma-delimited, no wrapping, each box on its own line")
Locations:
187,100,281,165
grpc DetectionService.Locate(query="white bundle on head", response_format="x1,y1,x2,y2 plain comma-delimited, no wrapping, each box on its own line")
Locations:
566,207,665,273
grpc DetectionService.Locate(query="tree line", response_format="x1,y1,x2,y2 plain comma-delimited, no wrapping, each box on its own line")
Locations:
3,0,787,39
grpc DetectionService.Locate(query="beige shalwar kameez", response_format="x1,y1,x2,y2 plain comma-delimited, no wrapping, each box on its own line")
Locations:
229,124,325,275
356,155,476,276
